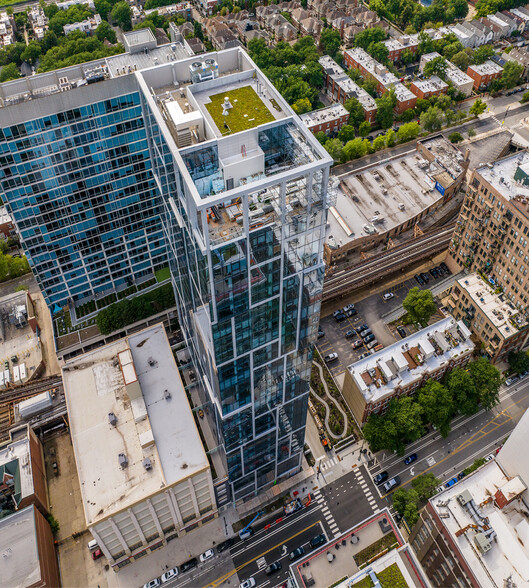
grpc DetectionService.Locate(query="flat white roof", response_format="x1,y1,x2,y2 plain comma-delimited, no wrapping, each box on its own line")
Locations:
0,506,41,588
477,151,529,201
469,60,503,75
345,48,399,88
63,323,209,525
348,316,473,404
432,460,529,588
455,273,528,337
300,103,348,127
0,428,35,505
412,75,448,93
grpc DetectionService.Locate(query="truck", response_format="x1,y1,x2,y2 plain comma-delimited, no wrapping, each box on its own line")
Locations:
319,432,331,452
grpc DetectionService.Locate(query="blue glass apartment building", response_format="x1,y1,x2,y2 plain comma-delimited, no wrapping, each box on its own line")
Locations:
0,40,333,501
0,75,167,309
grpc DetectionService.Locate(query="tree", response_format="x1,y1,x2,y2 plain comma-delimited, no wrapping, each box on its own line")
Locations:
362,79,378,98
385,129,396,147
338,125,356,143
41,30,59,54
111,1,132,31
403,287,437,326
324,138,344,162
418,380,453,436
393,396,424,448
412,473,440,500
21,41,41,65
0,63,20,82
344,97,366,128
314,131,328,145
375,89,396,130
194,20,204,41
501,61,523,90
353,26,387,50
320,28,341,59
367,41,389,64
363,413,397,453
420,105,444,132
393,488,420,525
469,98,486,117
443,41,464,61
448,366,479,415
397,122,420,143
96,21,117,44
448,132,463,143
423,56,448,80
291,98,312,114
400,108,415,123
467,127,476,137
469,358,501,411
451,50,471,70
359,120,371,137
473,44,495,65
508,351,529,375
343,137,367,160
372,134,386,151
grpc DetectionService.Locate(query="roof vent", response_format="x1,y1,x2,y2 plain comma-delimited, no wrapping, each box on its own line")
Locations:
143,458,152,471
118,453,129,468
163,389,172,401
108,412,117,426
148,357,158,367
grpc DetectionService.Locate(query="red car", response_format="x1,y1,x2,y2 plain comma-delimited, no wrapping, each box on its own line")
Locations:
351,339,363,349
92,548,104,560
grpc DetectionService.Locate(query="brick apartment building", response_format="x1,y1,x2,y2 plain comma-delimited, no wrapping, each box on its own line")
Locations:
410,76,449,100
467,60,503,89
300,103,349,135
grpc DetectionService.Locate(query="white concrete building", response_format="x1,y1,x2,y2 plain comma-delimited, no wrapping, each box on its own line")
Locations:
419,52,474,97
63,13,101,35
56,0,95,9
63,323,216,571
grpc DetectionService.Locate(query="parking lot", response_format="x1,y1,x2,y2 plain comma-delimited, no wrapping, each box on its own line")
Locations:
317,264,451,378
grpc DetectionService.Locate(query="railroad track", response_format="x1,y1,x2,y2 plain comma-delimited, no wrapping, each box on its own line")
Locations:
0,375,63,407
322,224,455,302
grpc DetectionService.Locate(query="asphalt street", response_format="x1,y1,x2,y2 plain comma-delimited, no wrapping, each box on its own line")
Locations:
368,377,529,499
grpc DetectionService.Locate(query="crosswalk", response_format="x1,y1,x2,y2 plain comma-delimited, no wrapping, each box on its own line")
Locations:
353,467,380,515
319,456,338,471
313,488,341,538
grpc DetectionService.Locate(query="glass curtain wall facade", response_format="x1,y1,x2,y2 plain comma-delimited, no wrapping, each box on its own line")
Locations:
145,104,332,500
0,91,166,308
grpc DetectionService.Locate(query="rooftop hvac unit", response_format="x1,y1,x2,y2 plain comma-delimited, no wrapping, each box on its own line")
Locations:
108,412,117,426
143,458,152,471
118,453,128,468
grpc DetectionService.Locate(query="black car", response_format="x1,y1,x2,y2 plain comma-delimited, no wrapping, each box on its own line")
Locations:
345,329,356,339
420,272,429,283
217,538,234,553
414,274,424,285
180,558,198,573
429,268,438,278
317,329,325,339
364,334,376,344
397,326,407,338
373,471,388,485
358,324,369,333
440,262,450,275
310,534,327,549
265,561,282,575
289,546,305,561
346,308,358,317
334,312,346,322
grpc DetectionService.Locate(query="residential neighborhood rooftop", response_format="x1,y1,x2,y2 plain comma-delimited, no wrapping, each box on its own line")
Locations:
300,103,349,128
477,151,529,201
468,60,504,75
345,47,399,88
412,75,449,93
347,317,473,404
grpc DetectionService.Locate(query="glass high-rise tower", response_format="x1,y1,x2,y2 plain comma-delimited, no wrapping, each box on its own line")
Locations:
0,39,333,502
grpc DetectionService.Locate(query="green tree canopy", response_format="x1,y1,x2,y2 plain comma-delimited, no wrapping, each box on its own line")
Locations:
367,41,389,64
424,56,448,80
353,26,387,50
375,89,396,130
324,138,344,163
111,1,131,31
411,473,440,500
21,41,41,65
403,287,437,326
344,97,366,128
448,366,479,415
0,63,20,82
338,124,356,143
343,137,367,160
473,44,495,65
508,351,529,375
291,97,312,114
469,98,487,117
372,134,386,151
451,49,471,70
501,61,523,90
392,488,420,525
96,20,117,43
397,122,420,143
420,105,445,132
448,132,463,143
359,120,371,137
320,28,341,59
385,128,396,147
469,358,501,410
418,380,453,436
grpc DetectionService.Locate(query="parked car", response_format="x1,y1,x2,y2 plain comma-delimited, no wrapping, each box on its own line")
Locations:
200,549,214,562
505,375,519,386
310,534,327,549
429,268,438,278
239,579,256,588
180,558,198,573
367,339,378,349
324,353,339,363
445,477,458,489
359,328,371,338
373,471,388,485
414,274,424,285
334,312,346,322
382,475,401,493
440,262,450,275
217,538,234,553
345,329,356,339
318,329,325,339
351,339,363,349
457,471,466,480
91,549,104,561
143,580,161,588
265,561,282,575
346,308,358,317
359,351,373,359
161,568,179,583
404,453,417,465
397,326,407,338
332,310,342,318
357,323,368,332
420,272,429,283
383,292,394,301
343,304,355,313
289,546,305,561
363,334,376,344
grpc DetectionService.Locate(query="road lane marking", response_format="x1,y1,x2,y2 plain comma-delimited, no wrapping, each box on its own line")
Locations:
205,521,321,588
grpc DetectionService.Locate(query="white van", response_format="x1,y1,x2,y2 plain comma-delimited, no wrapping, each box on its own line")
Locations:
87,539,99,551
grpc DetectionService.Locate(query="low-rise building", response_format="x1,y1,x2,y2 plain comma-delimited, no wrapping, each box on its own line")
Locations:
410,75,449,99
382,34,419,62
467,60,504,90
0,505,60,588
502,45,529,78
419,51,474,96
63,13,101,35
342,316,474,425
63,323,217,571
0,425,49,518
300,103,349,135
0,205,15,238
57,0,95,9
448,272,529,362
0,12,15,47
144,2,191,19
393,81,417,113
28,6,48,40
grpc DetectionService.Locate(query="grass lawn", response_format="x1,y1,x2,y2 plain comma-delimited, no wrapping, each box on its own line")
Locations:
156,266,171,283
351,563,408,588
205,86,274,135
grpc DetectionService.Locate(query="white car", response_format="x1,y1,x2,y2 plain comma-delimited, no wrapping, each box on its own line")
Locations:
383,292,394,301
240,579,256,588
161,568,178,583
200,549,215,562
143,580,160,588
